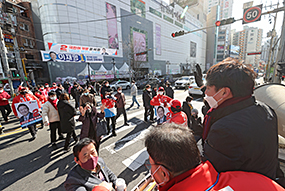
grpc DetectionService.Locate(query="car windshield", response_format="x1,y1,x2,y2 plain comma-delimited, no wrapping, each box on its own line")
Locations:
180,77,189,81
110,81,117,85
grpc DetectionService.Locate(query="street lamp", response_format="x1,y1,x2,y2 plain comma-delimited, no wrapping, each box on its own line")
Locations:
112,58,116,79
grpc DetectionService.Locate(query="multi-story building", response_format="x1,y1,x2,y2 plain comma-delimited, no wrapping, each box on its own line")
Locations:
206,0,233,63
36,0,207,81
0,0,43,83
232,26,263,67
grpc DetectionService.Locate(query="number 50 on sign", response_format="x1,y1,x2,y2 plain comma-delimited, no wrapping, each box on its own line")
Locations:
243,4,263,24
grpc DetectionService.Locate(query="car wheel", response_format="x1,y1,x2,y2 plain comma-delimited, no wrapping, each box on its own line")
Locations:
126,85,130,89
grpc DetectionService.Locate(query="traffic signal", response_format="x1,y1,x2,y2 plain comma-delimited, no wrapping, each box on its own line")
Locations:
215,17,235,27
171,30,185,38
277,62,285,75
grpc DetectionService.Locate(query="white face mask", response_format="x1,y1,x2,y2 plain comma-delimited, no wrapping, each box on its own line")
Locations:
50,96,56,100
204,88,224,108
158,92,163,95
106,83,109,87
149,165,169,187
118,90,122,93
0,90,3,93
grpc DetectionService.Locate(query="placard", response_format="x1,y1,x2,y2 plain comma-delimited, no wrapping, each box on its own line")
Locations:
15,100,42,127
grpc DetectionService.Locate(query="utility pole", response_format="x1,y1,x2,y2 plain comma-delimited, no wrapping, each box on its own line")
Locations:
0,27,14,96
9,14,26,86
265,3,279,82
273,0,285,83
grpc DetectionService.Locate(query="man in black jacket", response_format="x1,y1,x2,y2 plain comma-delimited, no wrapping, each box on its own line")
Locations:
165,82,174,99
64,138,117,190
143,84,154,122
100,81,112,101
203,57,285,187
182,96,193,128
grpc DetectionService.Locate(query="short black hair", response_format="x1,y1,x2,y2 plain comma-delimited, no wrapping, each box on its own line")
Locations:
145,123,201,174
145,84,151,89
49,51,56,55
73,138,97,160
17,104,29,111
132,80,135,83
157,106,164,113
186,96,193,102
48,91,56,96
206,57,257,97
117,86,122,90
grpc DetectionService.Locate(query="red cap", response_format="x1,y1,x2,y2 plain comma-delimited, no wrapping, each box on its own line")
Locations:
52,82,56,85
19,86,26,91
170,99,181,110
45,83,48,86
158,87,164,91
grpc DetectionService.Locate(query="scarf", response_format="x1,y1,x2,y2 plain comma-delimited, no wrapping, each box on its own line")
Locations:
48,97,58,110
202,95,253,140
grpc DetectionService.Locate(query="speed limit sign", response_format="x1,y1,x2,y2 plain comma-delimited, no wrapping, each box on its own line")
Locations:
243,4,262,24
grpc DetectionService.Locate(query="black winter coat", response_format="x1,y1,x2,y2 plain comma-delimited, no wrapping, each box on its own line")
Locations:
165,86,174,99
204,97,282,182
57,100,76,133
143,90,152,108
182,101,193,128
100,85,113,99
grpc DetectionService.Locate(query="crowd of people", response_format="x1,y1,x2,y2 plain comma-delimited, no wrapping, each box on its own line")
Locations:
0,57,285,190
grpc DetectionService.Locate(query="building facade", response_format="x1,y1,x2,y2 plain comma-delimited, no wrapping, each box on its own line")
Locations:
37,0,207,81
232,26,263,67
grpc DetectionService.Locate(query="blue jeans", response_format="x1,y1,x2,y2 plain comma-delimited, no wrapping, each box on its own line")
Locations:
130,95,140,108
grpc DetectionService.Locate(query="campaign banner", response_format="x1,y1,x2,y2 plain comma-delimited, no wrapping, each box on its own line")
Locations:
40,51,104,63
47,42,118,55
91,74,114,80
15,100,42,127
155,24,161,55
155,105,172,125
106,3,119,49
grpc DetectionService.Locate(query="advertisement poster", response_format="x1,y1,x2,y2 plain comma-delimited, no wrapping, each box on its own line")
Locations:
131,27,148,62
41,51,104,63
131,0,146,18
15,100,42,127
106,3,119,49
155,24,161,55
155,105,171,125
47,42,118,55
190,41,196,57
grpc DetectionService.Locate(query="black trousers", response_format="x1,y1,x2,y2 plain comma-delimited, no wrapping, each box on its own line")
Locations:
116,107,127,124
144,106,154,121
28,124,37,137
64,130,78,149
106,116,116,133
50,121,63,143
0,104,11,121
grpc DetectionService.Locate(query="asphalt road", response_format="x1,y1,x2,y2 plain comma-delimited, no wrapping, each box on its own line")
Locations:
0,88,205,191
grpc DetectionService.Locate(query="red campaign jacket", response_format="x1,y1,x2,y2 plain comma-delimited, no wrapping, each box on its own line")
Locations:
39,89,48,97
12,94,41,117
150,95,172,107
45,87,50,92
167,111,188,126
101,98,116,109
0,91,11,106
159,161,285,191
50,87,57,91
35,92,48,104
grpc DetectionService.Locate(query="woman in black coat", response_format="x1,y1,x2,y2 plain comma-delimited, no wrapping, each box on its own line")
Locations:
57,93,78,151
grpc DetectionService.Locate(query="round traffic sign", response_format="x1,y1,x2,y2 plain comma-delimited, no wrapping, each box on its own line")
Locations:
243,6,262,23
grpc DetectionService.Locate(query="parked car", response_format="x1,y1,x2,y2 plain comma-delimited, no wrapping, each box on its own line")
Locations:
175,76,195,89
110,80,131,90
136,78,160,89
188,79,206,96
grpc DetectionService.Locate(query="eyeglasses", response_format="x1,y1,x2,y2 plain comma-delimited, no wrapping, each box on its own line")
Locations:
144,159,172,172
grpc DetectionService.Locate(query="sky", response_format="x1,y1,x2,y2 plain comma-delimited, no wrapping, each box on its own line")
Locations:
162,0,284,42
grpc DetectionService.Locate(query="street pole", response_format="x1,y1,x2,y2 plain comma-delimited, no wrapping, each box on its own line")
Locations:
87,62,91,82
0,27,14,96
273,1,285,83
265,4,279,82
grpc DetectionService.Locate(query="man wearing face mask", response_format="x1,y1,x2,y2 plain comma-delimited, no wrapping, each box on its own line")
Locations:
39,85,48,98
143,84,154,122
50,82,58,91
202,57,285,187
0,83,11,123
182,96,193,128
80,89,96,108
78,103,105,151
55,84,66,99
42,91,64,149
142,123,285,191
114,86,129,126
64,138,117,191
150,87,172,108
44,83,50,93
12,86,41,139
100,81,112,101
127,80,140,110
